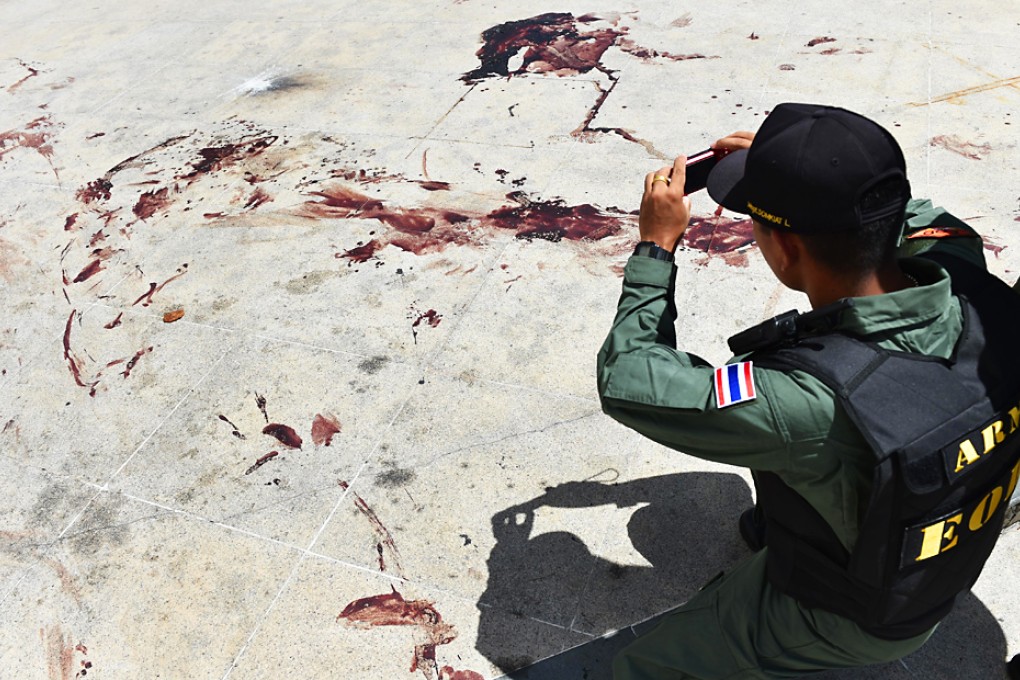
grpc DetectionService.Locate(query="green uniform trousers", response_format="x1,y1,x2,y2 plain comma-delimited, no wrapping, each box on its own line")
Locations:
612,551,933,680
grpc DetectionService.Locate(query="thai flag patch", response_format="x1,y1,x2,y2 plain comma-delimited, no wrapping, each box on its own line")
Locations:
714,361,757,409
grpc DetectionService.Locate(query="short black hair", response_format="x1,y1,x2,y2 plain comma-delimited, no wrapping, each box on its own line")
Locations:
793,176,908,277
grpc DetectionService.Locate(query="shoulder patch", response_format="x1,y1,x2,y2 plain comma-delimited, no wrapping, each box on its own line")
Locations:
715,361,757,409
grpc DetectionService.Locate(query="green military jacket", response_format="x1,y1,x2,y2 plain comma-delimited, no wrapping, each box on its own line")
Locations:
597,198,986,555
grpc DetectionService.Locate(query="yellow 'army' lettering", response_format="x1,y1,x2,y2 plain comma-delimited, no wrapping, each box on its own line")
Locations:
952,403,1020,474
913,456,1020,562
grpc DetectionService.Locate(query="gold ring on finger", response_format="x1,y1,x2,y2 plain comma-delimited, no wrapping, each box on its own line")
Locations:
652,175,670,185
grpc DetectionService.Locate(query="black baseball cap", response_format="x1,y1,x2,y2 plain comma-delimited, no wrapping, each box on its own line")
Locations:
706,103,910,233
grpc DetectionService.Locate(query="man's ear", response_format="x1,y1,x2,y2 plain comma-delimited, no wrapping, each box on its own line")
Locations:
772,230,806,290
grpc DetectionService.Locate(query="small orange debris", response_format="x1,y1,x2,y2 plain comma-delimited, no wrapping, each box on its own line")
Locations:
163,309,185,323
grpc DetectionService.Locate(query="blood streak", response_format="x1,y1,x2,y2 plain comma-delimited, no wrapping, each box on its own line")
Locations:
244,186,273,210
103,313,123,329
311,413,341,446
487,191,631,242
7,60,40,93
440,668,485,680
64,213,79,231
262,423,302,449
684,215,756,265
62,310,97,396
218,414,246,440
132,187,171,220
0,116,58,179
255,392,269,422
461,12,623,83
807,36,837,47
130,264,188,306
245,451,279,475
338,480,404,577
177,135,278,182
120,346,153,378
71,259,104,283
337,587,455,679
338,239,383,264
930,135,992,161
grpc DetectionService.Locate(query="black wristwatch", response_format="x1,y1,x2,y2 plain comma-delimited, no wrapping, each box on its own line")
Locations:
633,241,675,262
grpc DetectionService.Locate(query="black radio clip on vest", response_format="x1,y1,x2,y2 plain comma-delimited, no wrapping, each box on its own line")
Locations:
727,298,856,355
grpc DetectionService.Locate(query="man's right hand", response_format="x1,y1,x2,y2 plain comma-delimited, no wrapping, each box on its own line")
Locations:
713,130,755,153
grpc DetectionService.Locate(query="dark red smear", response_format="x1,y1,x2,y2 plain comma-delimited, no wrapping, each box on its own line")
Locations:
0,116,57,173
486,191,630,242
616,37,708,61
263,423,302,449
255,392,269,422
7,61,40,93
244,186,273,210
103,313,123,329
807,36,837,47
684,215,755,254
130,264,188,306
132,187,171,220
72,259,104,283
338,480,404,576
120,346,153,378
300,186,383,216
177,135,278,181
203,212,225,219
63,310,97,396
412,309,443,329
76,179,113,204
245,451,279,475
337,586,455,676
64,213,79,231
440,667,485,680
88,230,106,247
218,414,246,440
311,413,341,446
85,132,106,140
418,180,451,191
462,12,621,83
930,135,991,161
819,47,841,55
339,239,383,264
131,282,157,307
376,543,386,571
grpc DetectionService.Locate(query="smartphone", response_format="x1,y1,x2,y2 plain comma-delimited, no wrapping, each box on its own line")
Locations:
683,149,723,195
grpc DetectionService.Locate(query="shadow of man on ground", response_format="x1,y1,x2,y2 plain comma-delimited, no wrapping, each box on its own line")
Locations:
475,472,752,675
477,473,1010,680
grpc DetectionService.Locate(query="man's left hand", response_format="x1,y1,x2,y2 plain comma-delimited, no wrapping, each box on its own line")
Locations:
639,156,691,252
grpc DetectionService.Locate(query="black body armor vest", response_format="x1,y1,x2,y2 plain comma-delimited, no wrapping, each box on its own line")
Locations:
735,253,1020,639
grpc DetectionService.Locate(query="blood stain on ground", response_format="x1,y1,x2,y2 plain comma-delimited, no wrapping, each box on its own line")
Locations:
130,264,188,307
930,135,992,161
132,187,172,221
338,239,383,264
338,586,458,678
103,313,123,329
64,213,79,231
255,392,269,422
338,480,404,576
487,191,631,242
684,215,756,266
245,451,279,475
218,414,246,440
263,423,303,449
120,346,153,378
0,116,59,179
807,36,837,47
177,135,279,182
311,413,341,446
7,60,40,93
243,186,273,210
461,13,709,157
439,668,485,680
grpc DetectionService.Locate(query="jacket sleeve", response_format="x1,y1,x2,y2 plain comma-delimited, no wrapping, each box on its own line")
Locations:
596,256,827,472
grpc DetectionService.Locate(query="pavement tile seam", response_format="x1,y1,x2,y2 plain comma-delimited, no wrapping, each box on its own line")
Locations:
100,336,239,486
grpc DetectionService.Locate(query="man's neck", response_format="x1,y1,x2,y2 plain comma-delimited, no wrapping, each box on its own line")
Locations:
806,262,915,309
